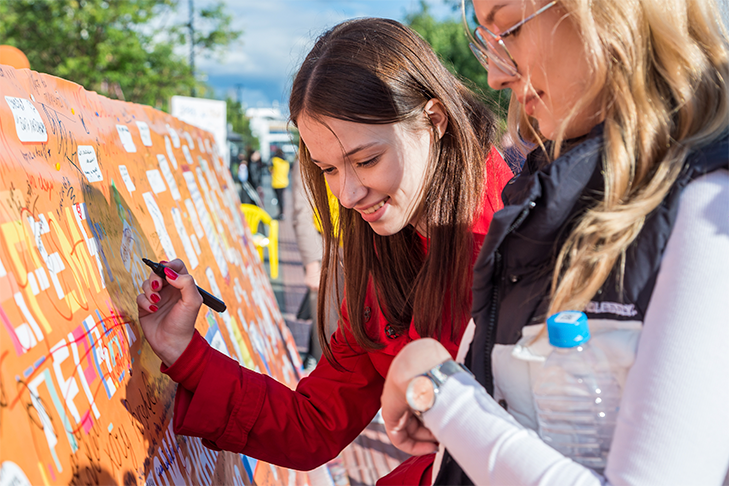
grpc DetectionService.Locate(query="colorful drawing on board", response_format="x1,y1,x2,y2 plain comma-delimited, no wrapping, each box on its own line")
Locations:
0,66,304,486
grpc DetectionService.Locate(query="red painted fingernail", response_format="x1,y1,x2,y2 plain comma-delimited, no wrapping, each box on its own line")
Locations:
149,305,158,313
160,260,168,264
164,267,178,280
150,293,160,303
151,280,160,291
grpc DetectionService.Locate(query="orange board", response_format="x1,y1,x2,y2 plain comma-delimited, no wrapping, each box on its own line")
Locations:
0,66,307,485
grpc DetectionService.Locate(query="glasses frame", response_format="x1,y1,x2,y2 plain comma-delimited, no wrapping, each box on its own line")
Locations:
462,0,558,77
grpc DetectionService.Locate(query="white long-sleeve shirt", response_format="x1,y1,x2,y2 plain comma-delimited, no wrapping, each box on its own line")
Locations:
424,170,729,485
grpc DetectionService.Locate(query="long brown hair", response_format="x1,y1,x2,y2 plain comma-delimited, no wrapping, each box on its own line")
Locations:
289,18,496,363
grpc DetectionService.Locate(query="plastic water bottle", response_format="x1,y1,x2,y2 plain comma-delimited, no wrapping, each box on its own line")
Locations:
532,311,621,472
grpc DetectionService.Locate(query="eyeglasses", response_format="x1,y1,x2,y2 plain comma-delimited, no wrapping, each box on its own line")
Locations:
462,0,558,78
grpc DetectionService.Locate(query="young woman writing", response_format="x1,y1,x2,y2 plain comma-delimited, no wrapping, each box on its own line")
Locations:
381,0,729,484
136,18,513,485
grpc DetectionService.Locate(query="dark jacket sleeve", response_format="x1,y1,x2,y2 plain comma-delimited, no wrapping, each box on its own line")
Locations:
161,315,383,470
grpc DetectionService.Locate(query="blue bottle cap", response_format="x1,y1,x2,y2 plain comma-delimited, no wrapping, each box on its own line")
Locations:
547,311,590,348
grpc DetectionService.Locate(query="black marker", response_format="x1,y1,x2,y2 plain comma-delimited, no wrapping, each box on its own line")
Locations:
142,258,227,313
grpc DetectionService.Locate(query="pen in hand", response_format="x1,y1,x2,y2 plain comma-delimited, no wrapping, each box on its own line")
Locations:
142,258,227,313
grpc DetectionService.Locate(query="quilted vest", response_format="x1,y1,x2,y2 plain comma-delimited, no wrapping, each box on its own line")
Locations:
435,127,729,485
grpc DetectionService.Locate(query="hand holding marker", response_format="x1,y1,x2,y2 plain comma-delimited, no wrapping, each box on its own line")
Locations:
143,258,227,313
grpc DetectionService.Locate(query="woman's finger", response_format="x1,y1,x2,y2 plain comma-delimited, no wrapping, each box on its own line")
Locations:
149,273,165,293
406,420,438,443
136,293,158,314
165,258,189,275
141,276,163,305
162,267,203,308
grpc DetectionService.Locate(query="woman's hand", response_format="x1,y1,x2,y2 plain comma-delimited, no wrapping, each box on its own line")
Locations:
136,259,203,367
381,338,451,455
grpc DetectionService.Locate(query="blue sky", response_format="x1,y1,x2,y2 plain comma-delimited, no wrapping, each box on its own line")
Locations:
194,0,459,111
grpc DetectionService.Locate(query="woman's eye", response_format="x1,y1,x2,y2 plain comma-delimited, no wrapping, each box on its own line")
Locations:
321,167,335,175
508,25,522,37
358,155,381,168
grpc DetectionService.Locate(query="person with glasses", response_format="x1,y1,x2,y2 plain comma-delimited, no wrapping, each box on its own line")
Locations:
136,18,514,485
381,0,729,484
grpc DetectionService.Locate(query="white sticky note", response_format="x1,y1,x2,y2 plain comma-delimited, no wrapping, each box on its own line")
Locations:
27,272,40,295
118,165,136,193
184,198,204,239
166,124,181,148
157,154,181,200
183,131,195,149
77,145,103,182
35,267,49,290
197,136,206,153
164,135,178,169
146,169,167,194
182,144,194,166
142,192,177,261
135,121,153,146
183,171,228,277
4,96,48,142
204,138,212,154
190,234,201,255
171,208,198,269
115,125,137,153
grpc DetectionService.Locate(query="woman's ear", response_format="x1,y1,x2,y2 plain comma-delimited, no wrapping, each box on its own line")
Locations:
424,99,448,140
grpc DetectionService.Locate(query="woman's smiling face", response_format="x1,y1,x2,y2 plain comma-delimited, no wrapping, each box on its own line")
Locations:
298,103,446,236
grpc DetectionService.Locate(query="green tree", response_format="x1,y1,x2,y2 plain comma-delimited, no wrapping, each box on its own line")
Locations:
226,98,259,151
405,0,511,120
0,0,241,111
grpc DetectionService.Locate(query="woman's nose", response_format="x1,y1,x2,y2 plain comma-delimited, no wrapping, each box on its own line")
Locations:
487,58,520,90
487,61,516,91
337,168,367,209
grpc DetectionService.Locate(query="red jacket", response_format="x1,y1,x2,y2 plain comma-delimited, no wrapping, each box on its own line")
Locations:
162,148,513,484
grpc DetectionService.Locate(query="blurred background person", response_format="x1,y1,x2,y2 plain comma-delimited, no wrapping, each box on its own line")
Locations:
270,147,290,219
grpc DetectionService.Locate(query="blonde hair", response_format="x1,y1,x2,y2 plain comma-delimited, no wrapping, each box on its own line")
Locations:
511,0,729,314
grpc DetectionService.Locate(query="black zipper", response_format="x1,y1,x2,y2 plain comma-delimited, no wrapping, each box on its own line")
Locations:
483,200,536,396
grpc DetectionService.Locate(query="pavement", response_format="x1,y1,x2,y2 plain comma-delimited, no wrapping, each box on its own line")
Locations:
252,176,410,486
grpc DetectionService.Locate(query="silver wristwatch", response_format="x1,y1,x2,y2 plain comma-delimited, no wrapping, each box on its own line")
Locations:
405,360,473,418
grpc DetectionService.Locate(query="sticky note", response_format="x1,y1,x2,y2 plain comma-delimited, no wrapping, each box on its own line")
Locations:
135,121,153,146
116,125,137,153
182,144,194,166
171,207,198,269
142,192,177,261
118,165,136,193
146,169,167,194
77,145,103,182
164,135,178,169
156,154,180,200
183,131,195,149
166,124,181,148
5,96,48,142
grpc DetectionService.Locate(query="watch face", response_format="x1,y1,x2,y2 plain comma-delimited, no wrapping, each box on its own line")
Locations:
406,375,436,413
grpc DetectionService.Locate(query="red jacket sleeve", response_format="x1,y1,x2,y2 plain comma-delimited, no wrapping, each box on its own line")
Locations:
162,318,384,470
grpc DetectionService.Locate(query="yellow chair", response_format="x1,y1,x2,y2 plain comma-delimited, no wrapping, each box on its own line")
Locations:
240,204,279,279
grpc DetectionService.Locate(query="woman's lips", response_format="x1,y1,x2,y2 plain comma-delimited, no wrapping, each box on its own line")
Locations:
358,197,390,222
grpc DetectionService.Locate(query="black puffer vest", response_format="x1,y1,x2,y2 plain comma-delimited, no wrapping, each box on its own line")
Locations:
435,126,728,485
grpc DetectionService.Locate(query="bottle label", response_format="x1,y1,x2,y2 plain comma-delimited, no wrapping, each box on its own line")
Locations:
554,311,583,324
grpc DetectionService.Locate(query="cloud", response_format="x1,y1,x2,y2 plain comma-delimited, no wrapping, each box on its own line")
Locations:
194,0,455,108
